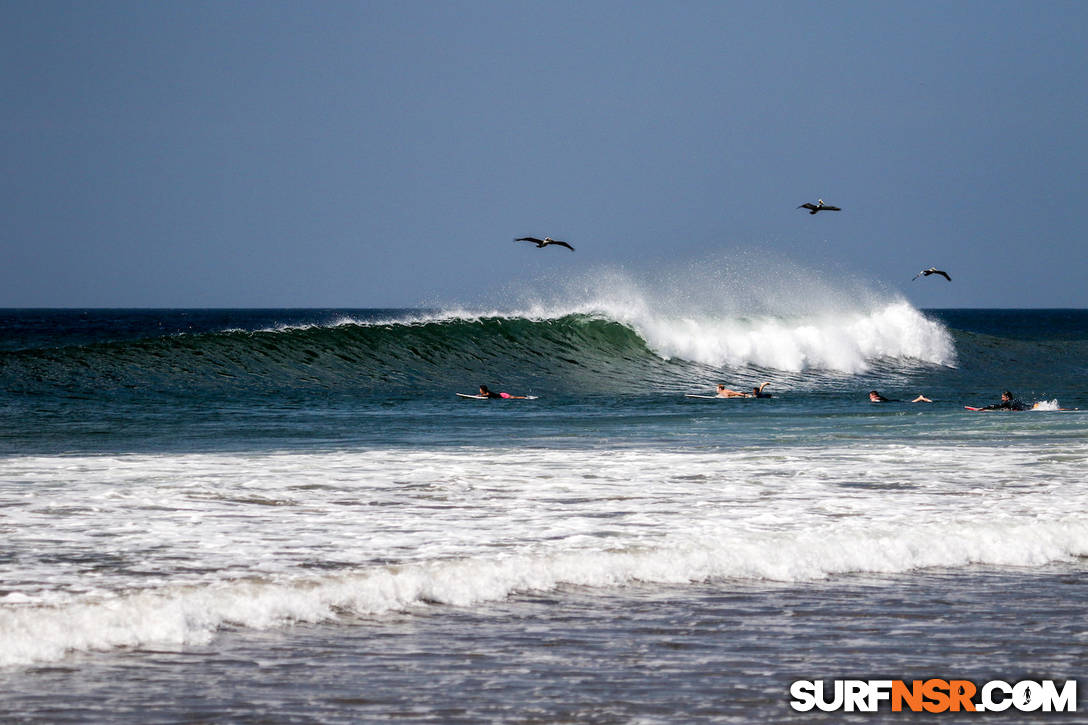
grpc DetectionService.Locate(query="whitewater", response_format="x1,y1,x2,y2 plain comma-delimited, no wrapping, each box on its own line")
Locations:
501,265,956,373
2,440,1086,670
1,276,1085,721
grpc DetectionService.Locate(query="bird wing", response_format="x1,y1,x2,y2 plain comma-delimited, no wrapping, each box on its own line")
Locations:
515,237,544,244
915,268,951,281
821,205,841,211
798,203,817,211
549,240,574,251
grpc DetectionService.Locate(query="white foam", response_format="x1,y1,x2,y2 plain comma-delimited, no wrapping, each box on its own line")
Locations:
1,517,1084,668
2,441,1086,667
607,299,953,372
447,261,957,372
223,259,958,373
512,266,956,371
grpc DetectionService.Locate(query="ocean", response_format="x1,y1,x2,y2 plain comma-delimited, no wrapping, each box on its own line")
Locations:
1,298,1086,722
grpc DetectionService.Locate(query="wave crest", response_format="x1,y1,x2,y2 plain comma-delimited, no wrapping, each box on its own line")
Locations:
0,307,953,397
608,301,953,373
1,263,957,395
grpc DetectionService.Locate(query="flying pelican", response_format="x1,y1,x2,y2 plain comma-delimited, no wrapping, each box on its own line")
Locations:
514,236,575,251
797,199,842,214
912,267,951,281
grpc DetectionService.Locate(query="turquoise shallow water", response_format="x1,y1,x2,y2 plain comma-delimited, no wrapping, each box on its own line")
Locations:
0,307,1085,721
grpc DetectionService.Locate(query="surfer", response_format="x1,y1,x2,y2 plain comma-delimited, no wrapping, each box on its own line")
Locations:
716,382,771,398
869,391,932,403
979,390,1027,411
478,384,529,400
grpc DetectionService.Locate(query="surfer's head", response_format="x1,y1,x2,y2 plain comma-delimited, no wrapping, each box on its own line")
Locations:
479,384,490,395
1002,390,1013,400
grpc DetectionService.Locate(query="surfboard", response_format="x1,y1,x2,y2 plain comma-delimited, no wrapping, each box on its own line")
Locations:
457,393,538,400
685,394,761,399
966,404,1075,412
685,394,770,399
964,406,1049,411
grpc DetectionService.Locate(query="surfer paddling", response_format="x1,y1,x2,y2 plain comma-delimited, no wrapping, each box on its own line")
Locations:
869,390,932,403
716,382,771,398
478,385,529,400
976,390,1027,411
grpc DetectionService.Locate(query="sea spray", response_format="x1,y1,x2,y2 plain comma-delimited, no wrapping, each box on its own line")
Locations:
0,305,954,398
501,261,956,372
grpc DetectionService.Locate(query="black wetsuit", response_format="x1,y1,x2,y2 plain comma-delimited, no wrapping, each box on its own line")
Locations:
982,398,1027,411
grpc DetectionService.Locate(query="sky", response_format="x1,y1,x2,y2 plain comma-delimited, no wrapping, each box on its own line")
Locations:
2,0,1086,309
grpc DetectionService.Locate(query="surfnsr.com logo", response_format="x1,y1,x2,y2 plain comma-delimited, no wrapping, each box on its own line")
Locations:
790,679,1077,713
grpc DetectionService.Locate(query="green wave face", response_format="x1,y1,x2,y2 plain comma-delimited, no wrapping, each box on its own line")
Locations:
7,308,1080,402
0,314,702,398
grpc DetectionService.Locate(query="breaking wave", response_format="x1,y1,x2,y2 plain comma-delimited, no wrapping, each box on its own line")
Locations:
1,267,955,396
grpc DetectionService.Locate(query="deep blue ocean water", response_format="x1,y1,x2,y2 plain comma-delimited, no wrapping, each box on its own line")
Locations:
1,305,1085,722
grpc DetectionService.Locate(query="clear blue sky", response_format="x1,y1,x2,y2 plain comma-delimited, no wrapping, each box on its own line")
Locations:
3,0,1086,308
